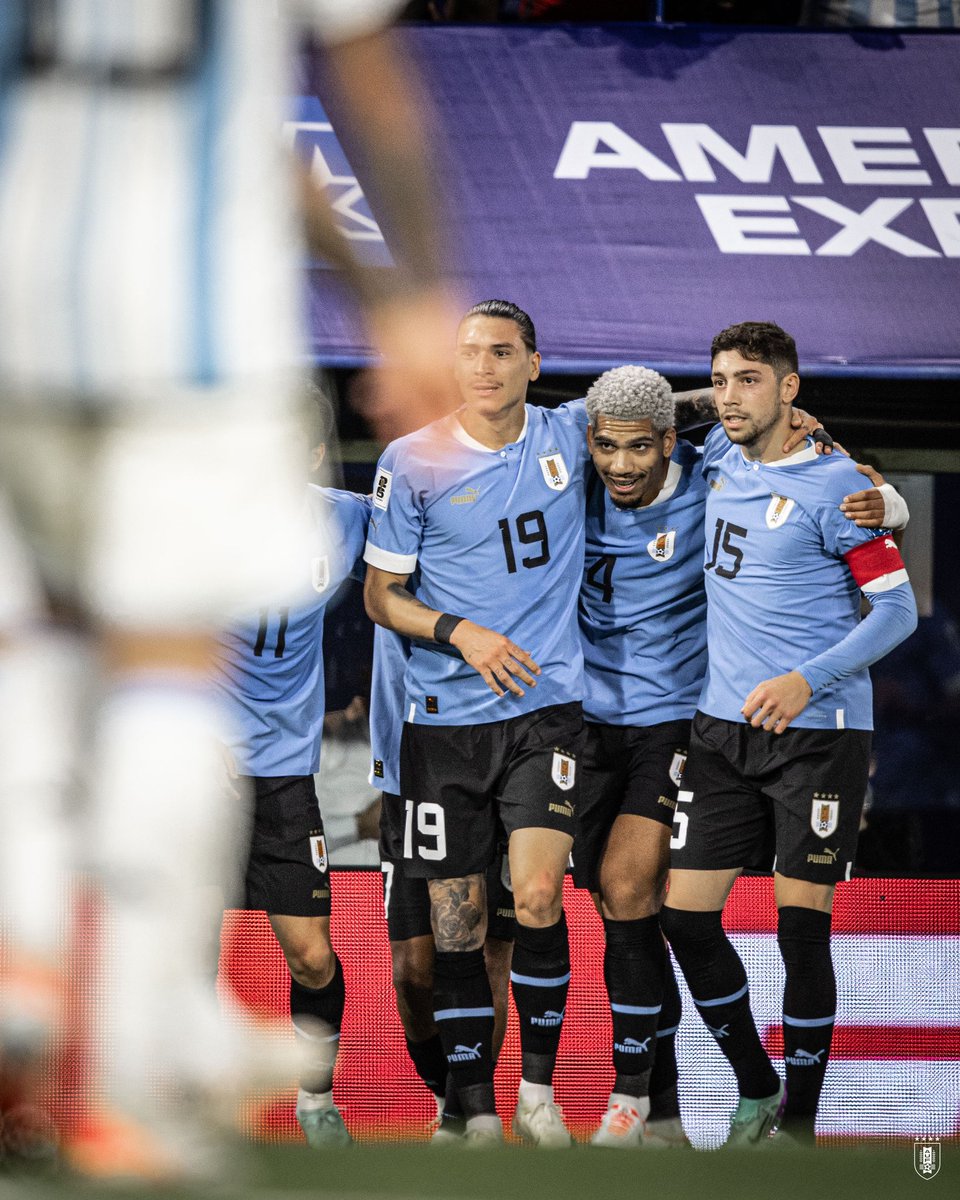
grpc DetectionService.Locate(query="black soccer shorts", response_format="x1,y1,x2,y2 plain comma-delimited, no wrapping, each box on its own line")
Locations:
397,702,584,879
669,712,871,885
380,792,515,942
572,718,691,892
242,774,331,917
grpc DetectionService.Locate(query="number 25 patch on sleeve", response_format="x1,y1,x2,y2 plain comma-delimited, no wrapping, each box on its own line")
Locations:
373,469,393,510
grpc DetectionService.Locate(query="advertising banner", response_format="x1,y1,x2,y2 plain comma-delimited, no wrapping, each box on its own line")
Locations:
295,27,960,376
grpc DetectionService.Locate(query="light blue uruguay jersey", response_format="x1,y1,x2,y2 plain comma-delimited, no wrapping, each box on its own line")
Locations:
363,402,590,726
217,487,371,776
580,439,708,726
368,624,408,795
699,425,908,731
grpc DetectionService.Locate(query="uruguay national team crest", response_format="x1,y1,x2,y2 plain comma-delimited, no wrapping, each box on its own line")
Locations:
810,795,839,840
538,451,569,491
647,530,676,563
765,493,796,529
551,750,576,791
312,555,330,593
309,834,328,872
914,1139,941,1179
669,751,687,788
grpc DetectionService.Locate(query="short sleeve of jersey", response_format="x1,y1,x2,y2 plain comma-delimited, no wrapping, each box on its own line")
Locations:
701,423,729,468
363,442,424,576
815,464,890,562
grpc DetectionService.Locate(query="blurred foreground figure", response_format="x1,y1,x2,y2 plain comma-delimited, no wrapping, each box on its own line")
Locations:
0,0,458,1181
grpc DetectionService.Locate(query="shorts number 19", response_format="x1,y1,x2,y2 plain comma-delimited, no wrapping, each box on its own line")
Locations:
403,800,447,861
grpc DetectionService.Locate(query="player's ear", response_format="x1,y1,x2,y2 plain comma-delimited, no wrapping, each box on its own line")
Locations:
662,427,677,457
780,372,800,405
529,351,541,382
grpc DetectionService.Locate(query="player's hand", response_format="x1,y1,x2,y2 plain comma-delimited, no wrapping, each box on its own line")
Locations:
840,463,887,528
356,287,463,441
449,620,540,698
784,407,833,455
741,670,813,734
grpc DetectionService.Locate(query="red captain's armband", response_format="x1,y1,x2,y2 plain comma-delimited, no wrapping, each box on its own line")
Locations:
843,535,908,593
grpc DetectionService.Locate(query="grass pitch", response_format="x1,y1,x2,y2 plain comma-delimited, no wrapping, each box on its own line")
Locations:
0,1139,949,1200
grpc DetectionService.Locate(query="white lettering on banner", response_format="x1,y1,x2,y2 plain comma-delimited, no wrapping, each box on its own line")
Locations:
696,195,955,257
817,126,932,186
554,122,960,257
925,128,960,185
661,123,823,184
921,199,960,256
792,197,939,257
696,196,810,254
553,121,680,181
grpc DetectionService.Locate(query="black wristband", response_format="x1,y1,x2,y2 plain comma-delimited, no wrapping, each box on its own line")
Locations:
812,426,834,450
434,613,464,645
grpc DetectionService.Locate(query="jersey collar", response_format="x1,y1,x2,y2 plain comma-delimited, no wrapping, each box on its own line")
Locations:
646,458,682,507
739,438,819,469
451,406,529,452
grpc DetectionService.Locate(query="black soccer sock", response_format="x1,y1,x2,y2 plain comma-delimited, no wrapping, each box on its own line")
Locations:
660,906,779,1100
405,1033,447,1100
603,915,665,1099
649,940,683,1119
442,1070,464,1122
510,913,570,1086
290,954,345,1094
432,949,496,1118
778,905,836,1138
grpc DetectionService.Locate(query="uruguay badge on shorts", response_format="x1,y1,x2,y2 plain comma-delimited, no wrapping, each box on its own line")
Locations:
669,751,687,788
551,750,576,791
309,833,328,872
312,555,330,593
538,451,569,491
765,493,796,529
810,795,839,839
647,530,676,563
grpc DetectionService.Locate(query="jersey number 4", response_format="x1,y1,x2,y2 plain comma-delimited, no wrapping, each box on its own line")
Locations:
704,519,747,579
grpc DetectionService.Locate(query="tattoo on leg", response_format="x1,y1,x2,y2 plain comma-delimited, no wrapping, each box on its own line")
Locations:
429,875,486,952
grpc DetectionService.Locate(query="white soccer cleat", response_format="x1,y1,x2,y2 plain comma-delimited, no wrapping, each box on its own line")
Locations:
463,1115,503,1147
642,1116,690,1149
512,1098,572,1148
590,1101,646,1149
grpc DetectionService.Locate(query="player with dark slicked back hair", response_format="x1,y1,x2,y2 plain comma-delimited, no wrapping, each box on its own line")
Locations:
463,299,538,354
661,322,917,1148
364,300,590,1147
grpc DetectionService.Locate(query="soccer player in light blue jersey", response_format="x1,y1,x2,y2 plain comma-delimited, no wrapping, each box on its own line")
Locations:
576,364,905,1149
364,300,588,1146
660,322,918,1148
217,395,370,1149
